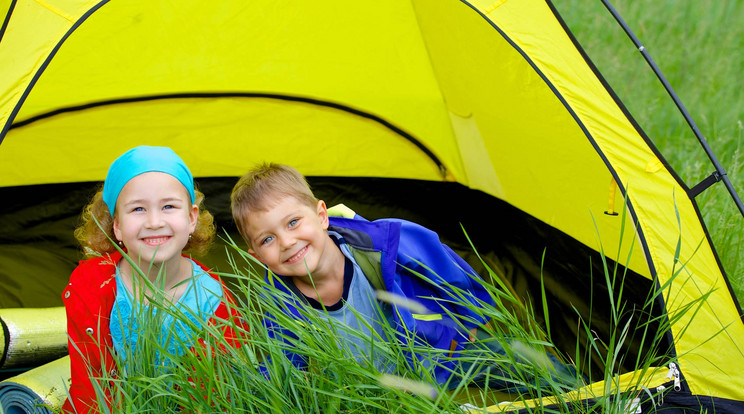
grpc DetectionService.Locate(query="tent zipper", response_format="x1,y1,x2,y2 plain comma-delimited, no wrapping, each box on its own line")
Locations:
664,362,681,391
652,362,681,407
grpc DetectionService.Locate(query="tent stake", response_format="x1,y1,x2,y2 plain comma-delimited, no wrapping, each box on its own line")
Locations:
600,0,744,218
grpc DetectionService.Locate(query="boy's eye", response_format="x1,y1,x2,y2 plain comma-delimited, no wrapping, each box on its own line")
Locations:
261,235,274,245
288,218,299,228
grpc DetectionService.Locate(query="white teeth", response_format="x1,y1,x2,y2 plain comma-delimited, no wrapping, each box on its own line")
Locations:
286,246,307,263
143,236,170,246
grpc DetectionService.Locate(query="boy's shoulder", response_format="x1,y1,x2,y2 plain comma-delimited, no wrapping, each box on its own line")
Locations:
328,215,399,247
329,215,437,241
327,204,433,234
328,215,442,266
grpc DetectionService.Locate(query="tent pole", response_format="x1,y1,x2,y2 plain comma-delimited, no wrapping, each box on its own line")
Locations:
600,0,744,218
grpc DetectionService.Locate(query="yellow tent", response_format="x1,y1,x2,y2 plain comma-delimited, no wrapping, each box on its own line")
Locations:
1,0,742,411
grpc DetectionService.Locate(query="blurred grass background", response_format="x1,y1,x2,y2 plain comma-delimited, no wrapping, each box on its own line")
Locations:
551,0,744,303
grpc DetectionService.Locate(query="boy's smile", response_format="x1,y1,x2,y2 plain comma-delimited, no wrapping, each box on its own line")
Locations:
244,195,343,281
284,245,309,264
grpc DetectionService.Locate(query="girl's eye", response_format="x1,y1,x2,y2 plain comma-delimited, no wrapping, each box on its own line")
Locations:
132,207,144,213
163,204,174,210
261,235,274,245
288,218,299,228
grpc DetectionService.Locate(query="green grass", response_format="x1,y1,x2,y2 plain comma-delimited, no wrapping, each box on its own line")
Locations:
550,0,744,302
81,227,705,414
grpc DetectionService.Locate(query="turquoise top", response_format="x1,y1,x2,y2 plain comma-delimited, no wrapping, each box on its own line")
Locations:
109,258,222,366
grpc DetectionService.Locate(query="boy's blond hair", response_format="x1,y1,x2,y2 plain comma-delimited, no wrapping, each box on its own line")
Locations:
230,163,317,245
74,184,215,257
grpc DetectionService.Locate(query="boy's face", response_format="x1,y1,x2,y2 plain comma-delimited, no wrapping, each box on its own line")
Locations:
243,195,334,278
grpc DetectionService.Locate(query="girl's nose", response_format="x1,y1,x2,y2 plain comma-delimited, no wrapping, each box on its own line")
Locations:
145,210,164,228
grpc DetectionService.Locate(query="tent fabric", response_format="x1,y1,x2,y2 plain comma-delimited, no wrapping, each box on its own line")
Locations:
1,0,742,410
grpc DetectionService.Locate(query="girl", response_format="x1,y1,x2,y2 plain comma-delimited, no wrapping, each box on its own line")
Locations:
62,146,244,413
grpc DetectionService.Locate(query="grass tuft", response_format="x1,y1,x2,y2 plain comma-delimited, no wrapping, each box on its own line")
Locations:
77,213,717,413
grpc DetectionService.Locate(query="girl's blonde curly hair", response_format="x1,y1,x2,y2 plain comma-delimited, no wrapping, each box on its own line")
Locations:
74,184,215,258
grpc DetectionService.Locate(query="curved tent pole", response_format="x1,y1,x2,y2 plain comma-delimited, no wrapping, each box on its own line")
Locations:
601,0,744,218
0,1,111,146
0,0,16,43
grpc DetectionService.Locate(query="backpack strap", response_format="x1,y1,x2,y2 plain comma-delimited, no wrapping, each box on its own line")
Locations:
346,245,385,291
327,207,386,291
327,203,356,219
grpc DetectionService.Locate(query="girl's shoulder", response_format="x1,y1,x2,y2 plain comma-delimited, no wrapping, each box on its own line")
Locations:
69,252,120,287
190,257,222,284
64,253,119,307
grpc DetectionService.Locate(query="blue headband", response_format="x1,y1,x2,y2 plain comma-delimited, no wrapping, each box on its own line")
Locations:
102,146,196,216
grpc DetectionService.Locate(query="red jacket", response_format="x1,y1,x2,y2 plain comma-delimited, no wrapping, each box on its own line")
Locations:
61,252,245,413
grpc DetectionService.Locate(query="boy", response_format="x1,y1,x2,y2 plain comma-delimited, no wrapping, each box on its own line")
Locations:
230,163,499,388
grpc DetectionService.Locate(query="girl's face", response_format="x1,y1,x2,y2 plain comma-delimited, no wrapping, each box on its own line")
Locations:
113,172,198,268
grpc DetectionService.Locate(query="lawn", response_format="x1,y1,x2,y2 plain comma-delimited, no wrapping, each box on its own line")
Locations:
551,0,744,303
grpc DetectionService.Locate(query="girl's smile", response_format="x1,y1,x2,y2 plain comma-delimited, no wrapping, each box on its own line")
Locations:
142,236,172,246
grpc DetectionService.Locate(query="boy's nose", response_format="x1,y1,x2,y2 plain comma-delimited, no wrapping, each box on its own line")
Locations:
278,233,296,249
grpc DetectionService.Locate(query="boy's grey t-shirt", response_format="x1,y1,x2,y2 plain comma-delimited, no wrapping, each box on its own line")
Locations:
295,231,395,372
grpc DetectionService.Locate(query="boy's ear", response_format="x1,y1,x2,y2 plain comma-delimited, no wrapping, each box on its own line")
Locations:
246,246,269,268
316,200,329,229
